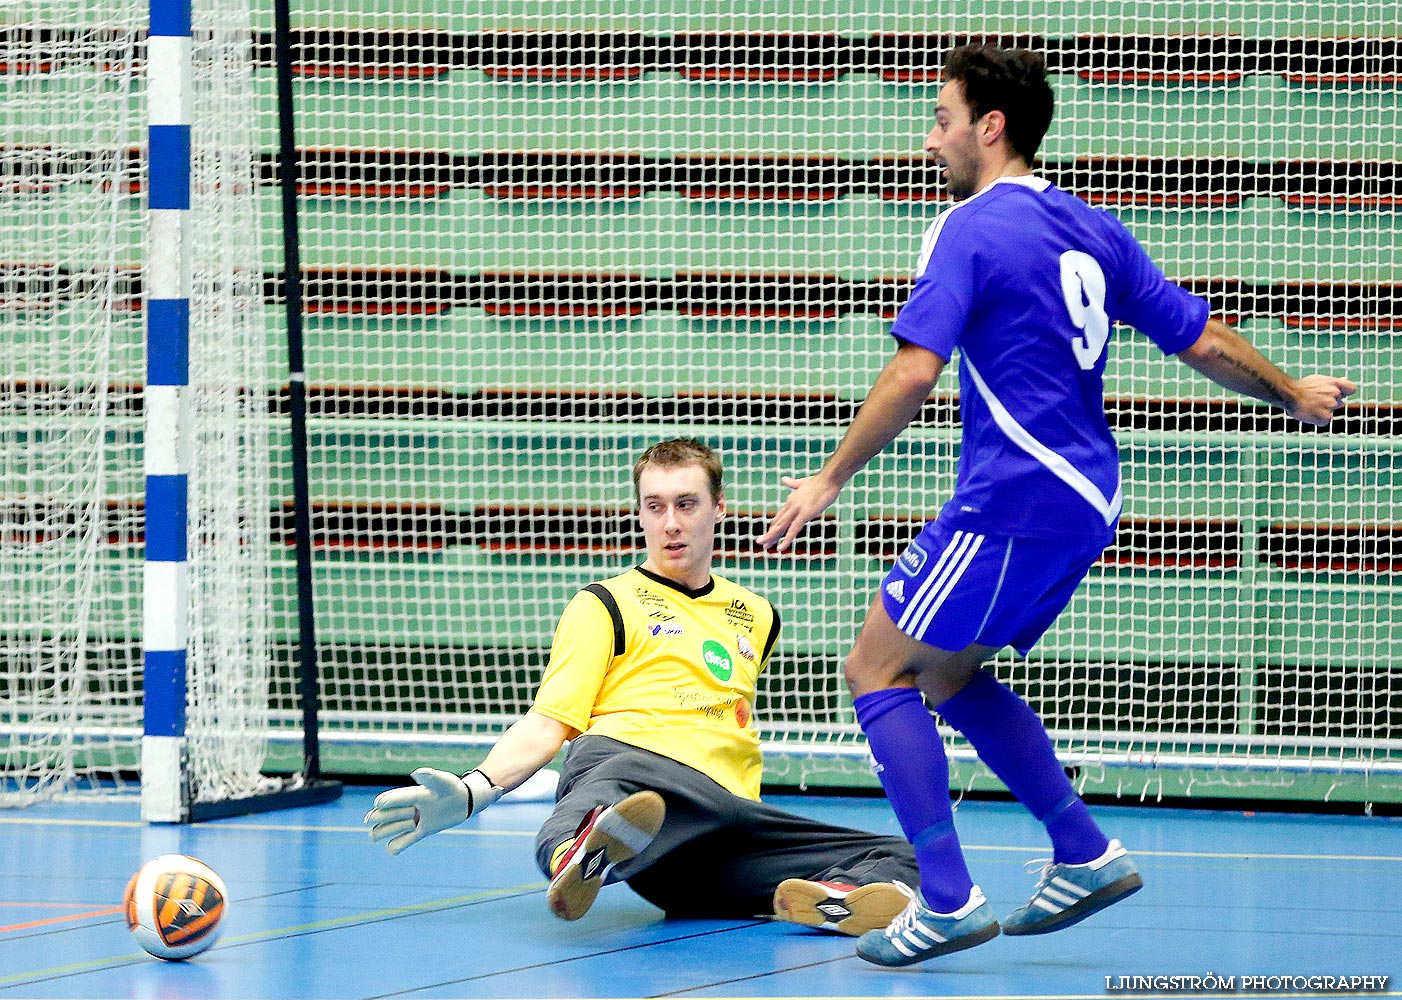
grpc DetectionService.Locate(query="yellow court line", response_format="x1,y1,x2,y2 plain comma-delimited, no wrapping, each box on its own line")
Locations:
225,822,534,837
0,882,543,987
2,815,1398,861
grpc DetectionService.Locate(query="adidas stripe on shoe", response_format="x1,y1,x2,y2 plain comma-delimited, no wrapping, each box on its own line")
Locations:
546,790,665,921
772,879,911,936
855,884,1000,967
1001,838,1143,936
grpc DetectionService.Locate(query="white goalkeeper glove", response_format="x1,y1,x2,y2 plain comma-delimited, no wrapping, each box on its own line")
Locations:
364,767,503,856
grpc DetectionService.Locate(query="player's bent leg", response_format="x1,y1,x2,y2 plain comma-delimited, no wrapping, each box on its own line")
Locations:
936,670,1110,864
1002,839,1143,936
847,595,999,914
546,790,666,921
534,736,687,881
844,592,995,702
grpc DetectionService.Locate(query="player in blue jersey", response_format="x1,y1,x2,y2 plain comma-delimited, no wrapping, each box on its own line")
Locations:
759,43,1356,967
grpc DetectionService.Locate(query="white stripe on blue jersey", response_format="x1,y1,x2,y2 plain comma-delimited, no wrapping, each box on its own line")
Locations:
962,355,1123,525
901,530,983,641
895,530,975,632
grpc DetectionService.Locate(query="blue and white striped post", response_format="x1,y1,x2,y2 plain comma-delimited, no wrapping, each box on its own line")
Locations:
142,0,193,822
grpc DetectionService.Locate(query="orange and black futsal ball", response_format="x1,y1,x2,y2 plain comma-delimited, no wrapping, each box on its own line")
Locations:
122,854,228,960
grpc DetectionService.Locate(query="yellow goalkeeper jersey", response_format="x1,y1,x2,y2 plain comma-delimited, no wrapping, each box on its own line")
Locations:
530,566,780,801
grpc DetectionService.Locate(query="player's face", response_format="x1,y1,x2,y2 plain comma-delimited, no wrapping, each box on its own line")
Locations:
924,79,984,201
636,463,725,589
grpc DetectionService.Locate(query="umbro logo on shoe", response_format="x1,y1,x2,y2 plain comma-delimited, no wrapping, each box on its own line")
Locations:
581,848,607,881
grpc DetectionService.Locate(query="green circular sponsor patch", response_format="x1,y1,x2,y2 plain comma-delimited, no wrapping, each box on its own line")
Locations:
701,639,733,681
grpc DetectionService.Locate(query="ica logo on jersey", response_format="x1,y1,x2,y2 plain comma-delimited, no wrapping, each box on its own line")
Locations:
724,599,755,633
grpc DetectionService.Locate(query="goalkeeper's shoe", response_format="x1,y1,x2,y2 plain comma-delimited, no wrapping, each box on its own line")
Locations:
772,879,912,936
1001,839,1142,936
546,791,665,921
855,884,1000,967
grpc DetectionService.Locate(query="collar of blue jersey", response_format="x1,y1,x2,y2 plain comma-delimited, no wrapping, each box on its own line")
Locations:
975,174,1052,199
634,564,716,600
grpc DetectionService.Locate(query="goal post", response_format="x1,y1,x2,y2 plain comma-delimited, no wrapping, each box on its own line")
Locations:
139,0,341,821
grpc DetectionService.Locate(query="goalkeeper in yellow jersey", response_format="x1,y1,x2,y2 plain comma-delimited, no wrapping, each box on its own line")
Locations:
365,438,918,934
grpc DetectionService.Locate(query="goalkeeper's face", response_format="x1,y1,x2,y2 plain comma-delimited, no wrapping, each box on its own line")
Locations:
637,462,726,590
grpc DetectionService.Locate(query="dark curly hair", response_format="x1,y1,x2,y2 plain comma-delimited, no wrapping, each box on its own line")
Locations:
944,44,1055,164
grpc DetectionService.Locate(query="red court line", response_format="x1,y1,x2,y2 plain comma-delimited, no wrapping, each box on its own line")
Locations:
0,905,123,933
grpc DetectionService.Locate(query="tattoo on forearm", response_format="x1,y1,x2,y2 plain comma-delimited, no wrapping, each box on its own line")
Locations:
1209,346,1285,405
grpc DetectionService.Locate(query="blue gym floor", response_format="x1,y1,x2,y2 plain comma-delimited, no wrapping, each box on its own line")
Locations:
1,786,1398,999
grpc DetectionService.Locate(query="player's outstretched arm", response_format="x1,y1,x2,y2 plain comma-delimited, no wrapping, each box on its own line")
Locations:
759,343,944,552
365,711,572,856
1177,318,1357,427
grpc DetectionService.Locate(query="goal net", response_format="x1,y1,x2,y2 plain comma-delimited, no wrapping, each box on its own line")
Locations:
0,0,274,807
2,0,1397,810
269,0,1398,805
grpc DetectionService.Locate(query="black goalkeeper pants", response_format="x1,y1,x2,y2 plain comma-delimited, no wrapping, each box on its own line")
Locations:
533,735,919,919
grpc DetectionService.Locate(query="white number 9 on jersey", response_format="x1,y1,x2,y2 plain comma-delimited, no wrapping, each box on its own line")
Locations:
1059,250,1110,370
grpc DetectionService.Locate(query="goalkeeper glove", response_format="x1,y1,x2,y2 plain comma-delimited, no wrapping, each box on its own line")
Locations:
364,767,503,856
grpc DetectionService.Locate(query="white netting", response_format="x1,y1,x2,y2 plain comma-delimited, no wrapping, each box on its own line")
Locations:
184,3,275,804
267,1,1398,801
0,1,273,805
0,5,146,800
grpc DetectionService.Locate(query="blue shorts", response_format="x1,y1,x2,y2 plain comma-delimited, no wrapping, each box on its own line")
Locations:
879,519,1106,656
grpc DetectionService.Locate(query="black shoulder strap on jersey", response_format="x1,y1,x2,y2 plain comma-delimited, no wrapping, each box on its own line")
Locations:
582,583,625,658
761,603,781,663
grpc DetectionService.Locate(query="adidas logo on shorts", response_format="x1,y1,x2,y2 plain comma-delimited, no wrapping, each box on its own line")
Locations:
885,579,905,603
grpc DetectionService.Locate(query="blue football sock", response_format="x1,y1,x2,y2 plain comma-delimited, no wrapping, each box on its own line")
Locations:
937,669,1109,864
853,687,974,912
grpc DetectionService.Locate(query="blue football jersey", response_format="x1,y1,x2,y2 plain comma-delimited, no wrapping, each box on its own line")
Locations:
889,175,1210,542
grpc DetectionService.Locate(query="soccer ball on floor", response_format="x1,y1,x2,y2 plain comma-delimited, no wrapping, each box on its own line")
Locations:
122,854,228,960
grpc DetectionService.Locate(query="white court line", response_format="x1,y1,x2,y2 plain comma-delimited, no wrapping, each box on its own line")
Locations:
1,816,1398,861
0,816,533,837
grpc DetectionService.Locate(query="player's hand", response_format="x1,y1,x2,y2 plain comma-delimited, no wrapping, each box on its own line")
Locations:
364,767,502,856
757,474,842,553
1287,375,1358,427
